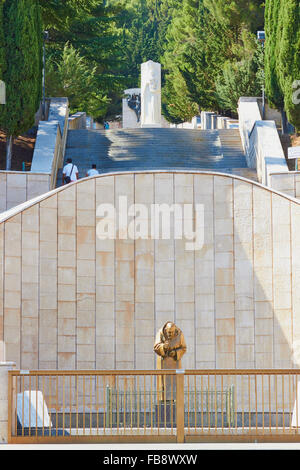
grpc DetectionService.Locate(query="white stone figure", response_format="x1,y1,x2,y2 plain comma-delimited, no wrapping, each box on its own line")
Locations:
141,60,161,128
122,88,141,129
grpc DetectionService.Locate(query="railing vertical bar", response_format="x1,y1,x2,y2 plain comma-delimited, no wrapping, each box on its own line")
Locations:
130,377,133,430
124,377,127,432
143,375,146,433
137,376,140,433
214,374,217,430
221,374,224,432
187,375,190,432
228,374,232,430
255,374,257,433
275,374,278,432
69,375,72,436
201,375,203,433
110,378,113,430
163,375,166,430
282,374,285,433
62,375,65,436
241,375,244,433
297,375,299,431
83,375,86,435
234,374,237,431
288,374,292,431
208,375,210,433
156,373,160,434
96,375,99,435
7,372,12,442
55,374,58,437
14,374,18,439
28,375,31,437
35,375,38,437
268,374,271,434
21,375,24,437
248,375,251,431
262,374,264,435
42,376,45,436
102,376,105,435
49,375,52,435
170,374,174,433
116,375,119,435
150,375,153,432
90,375,93,435
76,375,78,435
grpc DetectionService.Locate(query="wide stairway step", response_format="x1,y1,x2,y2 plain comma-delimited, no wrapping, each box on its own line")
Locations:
57,128,255,186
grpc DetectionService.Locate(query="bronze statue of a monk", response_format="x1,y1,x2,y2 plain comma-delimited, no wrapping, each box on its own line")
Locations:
154,322,187,400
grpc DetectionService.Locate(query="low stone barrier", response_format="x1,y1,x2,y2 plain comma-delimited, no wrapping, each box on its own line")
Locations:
68,112,87,130
238,97,288,186
0,98,69,213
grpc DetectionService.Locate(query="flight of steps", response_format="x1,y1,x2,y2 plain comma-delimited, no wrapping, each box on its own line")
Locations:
56,128,257,186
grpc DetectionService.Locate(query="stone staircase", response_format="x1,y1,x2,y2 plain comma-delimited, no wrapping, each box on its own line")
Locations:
56,128,257,186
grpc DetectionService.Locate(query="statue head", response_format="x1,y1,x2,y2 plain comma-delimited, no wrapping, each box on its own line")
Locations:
164,322,177,340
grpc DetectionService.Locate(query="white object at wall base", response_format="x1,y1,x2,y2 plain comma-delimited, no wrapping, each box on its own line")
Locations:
292,382,300,427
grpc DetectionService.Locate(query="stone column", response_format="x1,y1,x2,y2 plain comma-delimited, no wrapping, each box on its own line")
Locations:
0,362,16,443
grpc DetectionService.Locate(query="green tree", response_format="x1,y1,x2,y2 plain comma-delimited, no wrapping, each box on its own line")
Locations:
264,0,284,112
277,0,300,130
162,0,265,122
0,1,5,80
265,0,300,131
46,42,110,120
41,0,124,121
216,37,265,114
0,0,43,170
203,0,265,33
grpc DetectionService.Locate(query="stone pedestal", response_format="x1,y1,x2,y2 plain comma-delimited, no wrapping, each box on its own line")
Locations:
0,362,16,443
141,60,161,128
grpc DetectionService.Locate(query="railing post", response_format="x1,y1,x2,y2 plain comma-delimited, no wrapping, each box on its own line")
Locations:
176,371,185,443
0,362,16,443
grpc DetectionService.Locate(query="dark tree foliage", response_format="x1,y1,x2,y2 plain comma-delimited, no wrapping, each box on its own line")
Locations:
265,0,284,111
265,0,300,131
0,1,5,80
40,0,125,121
161,0,265,121
0,0,43,169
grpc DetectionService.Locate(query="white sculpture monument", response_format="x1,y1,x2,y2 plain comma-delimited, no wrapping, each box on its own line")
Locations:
141,60,161,128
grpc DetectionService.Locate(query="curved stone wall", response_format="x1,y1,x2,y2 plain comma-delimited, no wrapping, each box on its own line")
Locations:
0,171,300,371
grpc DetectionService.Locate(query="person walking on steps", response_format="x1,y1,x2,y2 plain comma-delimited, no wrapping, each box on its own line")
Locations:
86,164,99,177
62,158,79,185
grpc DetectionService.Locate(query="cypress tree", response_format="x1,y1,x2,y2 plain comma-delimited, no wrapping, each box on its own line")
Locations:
277,0,300,130
0,1,5,80
264,0,284,112
265,0,300,131
0,0,43,170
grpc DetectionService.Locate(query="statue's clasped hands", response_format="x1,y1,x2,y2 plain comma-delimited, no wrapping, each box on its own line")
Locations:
163,341,176,358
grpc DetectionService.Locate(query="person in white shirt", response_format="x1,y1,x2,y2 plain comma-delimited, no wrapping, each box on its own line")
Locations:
62,158,79,185
86,164,99,177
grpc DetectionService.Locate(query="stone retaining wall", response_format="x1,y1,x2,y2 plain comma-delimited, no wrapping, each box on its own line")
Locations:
0,171,299,372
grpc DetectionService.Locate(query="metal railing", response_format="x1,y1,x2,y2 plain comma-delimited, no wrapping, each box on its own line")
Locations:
7,369,300,443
